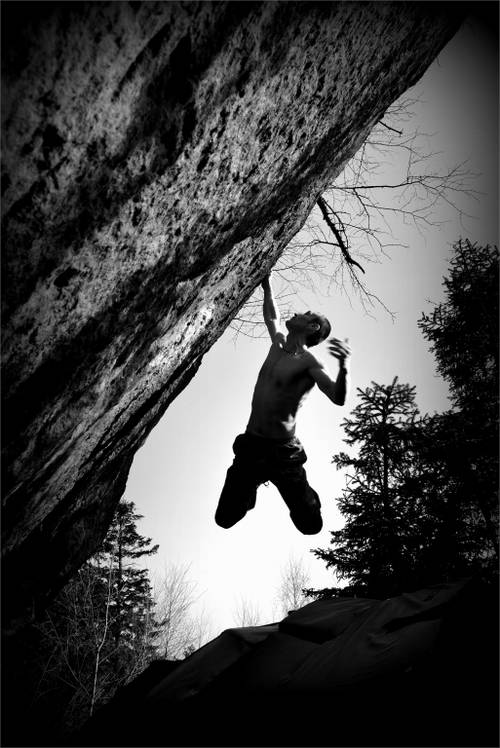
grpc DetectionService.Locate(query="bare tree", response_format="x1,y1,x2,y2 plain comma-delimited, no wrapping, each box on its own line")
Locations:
231,91,479,337
233,596,263,627
33,558,123,733
275,555,311,618
181,605,214,657
89,549,115,716
30,503,161,737
153,563,212,659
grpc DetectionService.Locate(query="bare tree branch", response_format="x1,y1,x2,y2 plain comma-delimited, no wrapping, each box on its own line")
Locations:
380,120,403,136
317,195,366,274
232,90,479,337
233,596,262,627
275,555,311,617
153,563,211,659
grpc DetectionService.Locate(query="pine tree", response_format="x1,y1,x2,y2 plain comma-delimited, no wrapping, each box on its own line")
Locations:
310,378,482,600
418,239,499,562
312,378,428,598
99,501,159,656
310,240,498,601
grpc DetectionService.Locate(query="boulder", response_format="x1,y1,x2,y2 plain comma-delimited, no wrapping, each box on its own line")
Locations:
1,1,463,626
73,578,499,747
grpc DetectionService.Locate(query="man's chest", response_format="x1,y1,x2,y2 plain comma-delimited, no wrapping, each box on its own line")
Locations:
259,351,312,390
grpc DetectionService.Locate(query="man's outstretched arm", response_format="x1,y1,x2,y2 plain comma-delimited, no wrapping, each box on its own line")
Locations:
309,338,351,406
262,273,284,342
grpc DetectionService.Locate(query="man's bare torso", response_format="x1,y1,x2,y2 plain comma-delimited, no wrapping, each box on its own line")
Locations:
246,341,316,439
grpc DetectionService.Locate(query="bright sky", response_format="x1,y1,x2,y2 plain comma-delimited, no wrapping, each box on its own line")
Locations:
125,17,498,638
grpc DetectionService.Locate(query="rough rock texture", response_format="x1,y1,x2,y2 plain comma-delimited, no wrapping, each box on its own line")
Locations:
1,1,463,626
74,578,499,748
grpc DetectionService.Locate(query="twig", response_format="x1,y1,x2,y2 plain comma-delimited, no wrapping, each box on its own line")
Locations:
380,120,403,136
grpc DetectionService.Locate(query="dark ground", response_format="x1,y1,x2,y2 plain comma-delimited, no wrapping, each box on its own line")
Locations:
3,576,496,748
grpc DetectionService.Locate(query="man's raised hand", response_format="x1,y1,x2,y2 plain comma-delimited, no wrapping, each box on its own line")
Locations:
261,273,272,290
328,337,351,366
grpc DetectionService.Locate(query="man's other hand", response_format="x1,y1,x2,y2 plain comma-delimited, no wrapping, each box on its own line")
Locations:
328,337,351,366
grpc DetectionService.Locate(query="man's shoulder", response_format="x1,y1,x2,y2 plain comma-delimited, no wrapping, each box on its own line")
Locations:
303,349,325,369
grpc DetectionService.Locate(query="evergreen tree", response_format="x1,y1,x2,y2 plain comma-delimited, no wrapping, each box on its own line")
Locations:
310,379,484,600
418,239,499,561
311,378,431,598
99,501,159,657
310,239,498,601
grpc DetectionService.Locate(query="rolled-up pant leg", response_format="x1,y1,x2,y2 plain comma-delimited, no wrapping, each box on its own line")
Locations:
215,435,262,529
270,441,323,535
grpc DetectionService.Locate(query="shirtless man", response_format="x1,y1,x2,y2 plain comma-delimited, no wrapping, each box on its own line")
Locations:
215,272,351,535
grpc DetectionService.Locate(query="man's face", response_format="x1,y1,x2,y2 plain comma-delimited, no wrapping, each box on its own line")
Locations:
286,311,320,333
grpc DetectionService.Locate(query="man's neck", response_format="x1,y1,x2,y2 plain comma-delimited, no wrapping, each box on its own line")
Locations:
283,334,307,355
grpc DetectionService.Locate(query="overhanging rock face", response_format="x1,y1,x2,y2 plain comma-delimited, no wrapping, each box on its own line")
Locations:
1,1,462,625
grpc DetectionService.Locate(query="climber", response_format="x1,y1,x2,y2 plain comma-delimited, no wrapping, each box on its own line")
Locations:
215,271,351,535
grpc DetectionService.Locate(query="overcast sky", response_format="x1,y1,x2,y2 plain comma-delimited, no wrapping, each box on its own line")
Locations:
125,15,498,638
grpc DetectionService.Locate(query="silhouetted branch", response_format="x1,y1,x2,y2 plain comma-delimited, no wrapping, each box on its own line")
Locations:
232,91,478,336
380,120,403,136
317,195,366,274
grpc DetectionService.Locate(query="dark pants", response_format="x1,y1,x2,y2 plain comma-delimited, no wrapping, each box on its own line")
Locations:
215,432,323,535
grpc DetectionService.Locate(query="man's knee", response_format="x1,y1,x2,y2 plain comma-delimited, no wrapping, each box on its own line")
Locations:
214,507,241,529
215,465,256,529
273,470,322,533
215,489,250,528
288,484,323,535
290,508,323,535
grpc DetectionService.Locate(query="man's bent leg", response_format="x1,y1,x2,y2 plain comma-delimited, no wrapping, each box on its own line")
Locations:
270,439,323,534
215,462,258,529
272,468,323,534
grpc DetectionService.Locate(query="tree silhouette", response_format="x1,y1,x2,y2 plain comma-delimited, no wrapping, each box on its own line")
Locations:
232,95,478,335
310,378,429,598
309,239,498,601
418,239,499,561
33,501,160,736
99,501,159,654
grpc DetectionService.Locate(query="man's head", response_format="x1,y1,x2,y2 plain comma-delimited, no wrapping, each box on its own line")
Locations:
286,311,331,347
